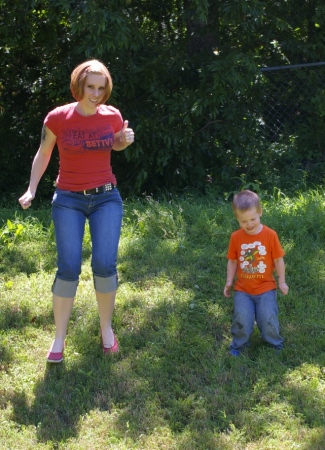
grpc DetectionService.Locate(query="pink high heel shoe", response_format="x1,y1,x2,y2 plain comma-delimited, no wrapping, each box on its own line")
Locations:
101,330,119,354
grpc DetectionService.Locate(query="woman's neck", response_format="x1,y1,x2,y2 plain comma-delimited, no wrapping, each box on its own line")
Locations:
75,102,98,117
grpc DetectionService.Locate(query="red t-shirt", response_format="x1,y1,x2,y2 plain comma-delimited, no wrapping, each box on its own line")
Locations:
227,225,285,295
44,102,123,190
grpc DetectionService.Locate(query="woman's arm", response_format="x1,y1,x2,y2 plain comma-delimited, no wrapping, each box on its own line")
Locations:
19,125,57,209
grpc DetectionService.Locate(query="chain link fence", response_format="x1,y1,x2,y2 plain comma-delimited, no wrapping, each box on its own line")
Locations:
259,62,325,142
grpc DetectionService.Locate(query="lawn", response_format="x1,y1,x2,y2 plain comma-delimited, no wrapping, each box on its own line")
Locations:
0,189,325,449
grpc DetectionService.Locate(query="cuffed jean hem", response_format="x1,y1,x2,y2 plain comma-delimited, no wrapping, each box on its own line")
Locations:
52,276,79,298
93,273,118,293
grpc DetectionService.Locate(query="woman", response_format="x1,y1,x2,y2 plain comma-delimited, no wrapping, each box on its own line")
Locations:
19,59,135,363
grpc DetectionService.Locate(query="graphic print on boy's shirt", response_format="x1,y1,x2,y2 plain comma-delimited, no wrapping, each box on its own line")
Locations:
62,125,115,154
240,241,267,275
227,226,284,294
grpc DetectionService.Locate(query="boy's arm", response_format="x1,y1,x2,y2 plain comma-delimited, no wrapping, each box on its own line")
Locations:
224,259,237,297
274,257,289,295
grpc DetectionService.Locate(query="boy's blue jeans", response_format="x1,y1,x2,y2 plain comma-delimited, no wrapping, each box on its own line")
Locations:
230,290,284,351
51,188,123,298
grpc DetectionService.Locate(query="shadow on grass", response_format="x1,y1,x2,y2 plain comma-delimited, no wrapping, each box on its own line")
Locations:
0,208,91,278
0,339,14,374
0,247,44,276
0,241,92,277
2,290,232,446
4,197,325,447
7,292,325,448
10,361,102,442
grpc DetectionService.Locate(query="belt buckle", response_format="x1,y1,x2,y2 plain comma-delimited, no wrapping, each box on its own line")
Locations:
83,190,91,195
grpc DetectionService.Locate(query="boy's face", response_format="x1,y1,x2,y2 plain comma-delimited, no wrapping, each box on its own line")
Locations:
235,207,262,235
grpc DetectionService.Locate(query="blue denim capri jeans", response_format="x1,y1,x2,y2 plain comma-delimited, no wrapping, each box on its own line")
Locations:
51,188,123,298
230,290,284,352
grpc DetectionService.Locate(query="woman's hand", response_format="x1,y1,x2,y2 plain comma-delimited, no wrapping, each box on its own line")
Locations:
19,189,35,210
113,120,135,150
120,120,135,144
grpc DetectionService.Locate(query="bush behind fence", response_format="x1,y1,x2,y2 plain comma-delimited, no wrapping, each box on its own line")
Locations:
258,62,325,191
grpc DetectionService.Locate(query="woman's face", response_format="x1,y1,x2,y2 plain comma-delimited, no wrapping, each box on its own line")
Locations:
81,73,107,107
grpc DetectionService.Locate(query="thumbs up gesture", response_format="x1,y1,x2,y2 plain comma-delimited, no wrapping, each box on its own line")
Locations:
119,120,135,144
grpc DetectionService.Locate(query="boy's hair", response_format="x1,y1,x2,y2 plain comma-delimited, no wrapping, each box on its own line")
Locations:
232,190,261,213
70,59,113,103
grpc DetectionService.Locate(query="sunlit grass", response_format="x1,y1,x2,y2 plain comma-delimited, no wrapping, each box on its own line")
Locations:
1,189,325,449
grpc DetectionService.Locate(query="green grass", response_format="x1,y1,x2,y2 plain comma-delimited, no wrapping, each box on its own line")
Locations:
1,189,325,449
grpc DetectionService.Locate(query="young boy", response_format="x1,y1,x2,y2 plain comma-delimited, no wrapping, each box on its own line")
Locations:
224,190,289,356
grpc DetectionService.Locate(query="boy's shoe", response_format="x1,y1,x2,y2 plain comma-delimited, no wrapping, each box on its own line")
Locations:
273,346,283,355
229,349,240,357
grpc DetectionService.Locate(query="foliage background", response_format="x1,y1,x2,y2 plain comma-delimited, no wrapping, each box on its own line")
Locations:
0,0,325,201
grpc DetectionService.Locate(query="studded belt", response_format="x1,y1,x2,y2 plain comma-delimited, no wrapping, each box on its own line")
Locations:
74,183,115,195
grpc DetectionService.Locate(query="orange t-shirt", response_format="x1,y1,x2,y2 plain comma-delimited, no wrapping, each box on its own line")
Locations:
227,225,285,295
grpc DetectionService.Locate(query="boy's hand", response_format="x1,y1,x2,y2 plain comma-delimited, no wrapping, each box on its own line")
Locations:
224,283,233,297
278,282,289,295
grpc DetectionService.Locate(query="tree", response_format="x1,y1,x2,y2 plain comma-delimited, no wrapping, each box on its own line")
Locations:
0,0,324,201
